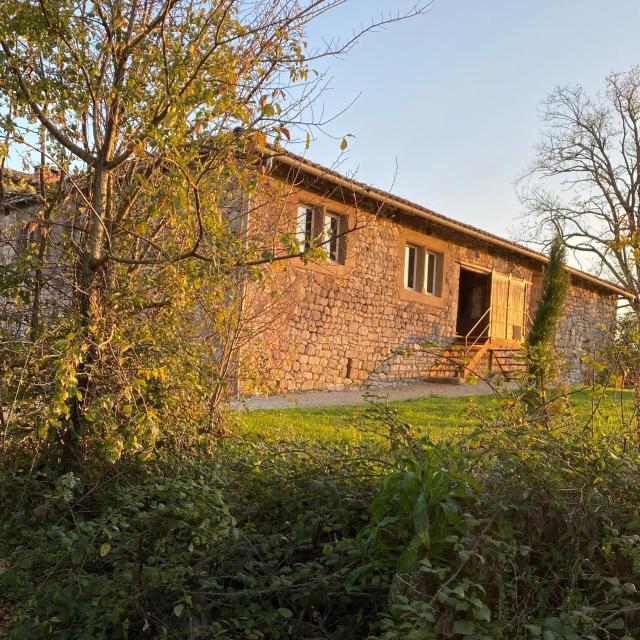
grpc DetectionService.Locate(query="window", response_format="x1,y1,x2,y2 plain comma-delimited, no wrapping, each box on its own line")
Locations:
296,205,314,250
425,250,437,295
295,204,347,265
324,212,340,262
404,244,418,290
403,243,440,295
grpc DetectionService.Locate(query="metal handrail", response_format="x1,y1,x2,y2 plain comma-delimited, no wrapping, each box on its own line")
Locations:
464,305,492,351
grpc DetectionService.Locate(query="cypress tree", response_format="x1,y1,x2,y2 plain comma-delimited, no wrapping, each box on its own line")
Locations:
526,236,570,413
528,236,570,349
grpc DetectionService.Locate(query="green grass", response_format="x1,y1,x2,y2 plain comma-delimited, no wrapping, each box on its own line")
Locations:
233,387,636,445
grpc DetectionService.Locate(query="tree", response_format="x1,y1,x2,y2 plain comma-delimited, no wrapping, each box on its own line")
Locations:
521,66,640,430
527,236,569,349
524,235,569,414
521,67,640,310
0,0,426,465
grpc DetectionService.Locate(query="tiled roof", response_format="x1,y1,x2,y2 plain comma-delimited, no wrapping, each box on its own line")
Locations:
1,168,42,213
271,148,633,299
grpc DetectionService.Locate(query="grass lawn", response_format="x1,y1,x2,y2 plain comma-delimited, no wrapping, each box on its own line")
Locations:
233,387,636,445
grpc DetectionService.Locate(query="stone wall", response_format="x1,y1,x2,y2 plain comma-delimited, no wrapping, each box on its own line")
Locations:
528,268,618,384
238,181,619,394
0,205,30,265
555,282,618,384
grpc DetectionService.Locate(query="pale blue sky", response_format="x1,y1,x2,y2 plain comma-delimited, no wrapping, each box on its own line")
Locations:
300,0,640,238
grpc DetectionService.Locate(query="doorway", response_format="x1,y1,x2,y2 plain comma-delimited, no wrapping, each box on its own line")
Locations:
456,268,491,338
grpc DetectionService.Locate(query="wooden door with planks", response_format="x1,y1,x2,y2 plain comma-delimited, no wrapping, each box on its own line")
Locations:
489,272,528,342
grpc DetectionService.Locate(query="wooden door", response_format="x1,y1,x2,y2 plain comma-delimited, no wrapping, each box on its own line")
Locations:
507,278,527,341
490,272,510,339
490,272,528,341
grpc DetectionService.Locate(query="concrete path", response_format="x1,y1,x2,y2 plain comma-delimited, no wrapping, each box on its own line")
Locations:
233,380,514,410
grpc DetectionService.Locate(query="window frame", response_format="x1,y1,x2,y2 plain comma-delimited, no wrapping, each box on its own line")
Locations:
292,199,352,274
425,249,437,295
400,237,444,303
296,204,314,251
324,211,341,263
404,243,419,291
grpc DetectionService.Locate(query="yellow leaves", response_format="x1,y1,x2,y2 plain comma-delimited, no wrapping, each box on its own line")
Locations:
104,436,124,463
38,422,51,440
340,137,348,151
164,108,179,129
99,543,111,557
136,367,167,385
254,130,267,148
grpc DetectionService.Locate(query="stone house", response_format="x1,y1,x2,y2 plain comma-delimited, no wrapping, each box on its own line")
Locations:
0,167,66,335
1,156,632,393
237,150,632,393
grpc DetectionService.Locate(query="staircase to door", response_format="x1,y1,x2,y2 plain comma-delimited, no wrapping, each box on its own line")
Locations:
427,337,527,383
370,268,530,385
369,336,526,385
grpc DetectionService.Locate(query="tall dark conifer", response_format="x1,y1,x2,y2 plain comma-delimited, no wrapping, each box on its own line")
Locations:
526,236,569,414
528,236,570,349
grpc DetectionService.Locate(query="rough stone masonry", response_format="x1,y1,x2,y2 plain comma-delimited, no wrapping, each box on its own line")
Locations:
237,153,623,394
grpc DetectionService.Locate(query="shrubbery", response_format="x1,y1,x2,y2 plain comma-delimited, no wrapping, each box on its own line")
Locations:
2,393,640,638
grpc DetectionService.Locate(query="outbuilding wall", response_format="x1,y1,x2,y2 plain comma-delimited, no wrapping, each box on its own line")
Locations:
240,180,619,393
556,282,617,383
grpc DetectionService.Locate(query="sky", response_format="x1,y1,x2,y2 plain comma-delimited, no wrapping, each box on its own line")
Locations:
299,0,640,240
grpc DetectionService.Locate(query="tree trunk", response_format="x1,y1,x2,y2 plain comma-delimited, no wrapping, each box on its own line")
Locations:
63,166,109,466
29,134,48,340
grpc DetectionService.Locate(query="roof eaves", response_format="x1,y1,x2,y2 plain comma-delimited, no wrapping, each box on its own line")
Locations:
270,148,634,300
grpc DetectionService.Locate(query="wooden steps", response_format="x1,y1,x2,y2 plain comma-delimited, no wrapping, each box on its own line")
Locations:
490,348,527,381
370,339,527,385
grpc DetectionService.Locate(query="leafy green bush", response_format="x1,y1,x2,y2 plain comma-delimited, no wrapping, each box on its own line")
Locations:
2,468,237,639
1,442,386,639
3,394,640,638
362,415,640,639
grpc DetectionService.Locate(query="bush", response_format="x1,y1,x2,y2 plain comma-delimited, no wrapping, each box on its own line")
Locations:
2,394,640,638
2,468,236,639
1,442,385,639
363,413,640,639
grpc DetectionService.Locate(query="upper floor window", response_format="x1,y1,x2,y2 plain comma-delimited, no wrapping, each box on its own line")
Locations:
295,204,348,264
404,243,419,290
403,242,440,295
324,212,341,262
425,250,437,295
296,205,314,250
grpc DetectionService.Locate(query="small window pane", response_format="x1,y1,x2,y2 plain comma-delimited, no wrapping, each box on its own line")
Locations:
324,213,339,262
405,244,417,290
426,251,436,294
296,205,313,249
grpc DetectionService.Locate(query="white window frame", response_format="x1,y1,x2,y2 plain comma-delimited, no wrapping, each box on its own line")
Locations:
324,211,341,263
404,244,440,295
296,204,314,250
425,250,437,295
404,243,419,291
